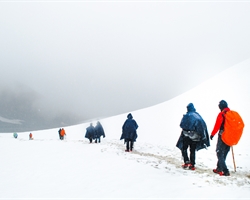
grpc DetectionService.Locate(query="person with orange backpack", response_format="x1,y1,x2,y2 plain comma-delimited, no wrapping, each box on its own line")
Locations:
60,128,66,140
210,100,244,176
210,100,231,176
29,133,33,140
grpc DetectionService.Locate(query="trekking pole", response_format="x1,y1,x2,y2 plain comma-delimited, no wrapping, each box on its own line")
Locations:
231,146,236,172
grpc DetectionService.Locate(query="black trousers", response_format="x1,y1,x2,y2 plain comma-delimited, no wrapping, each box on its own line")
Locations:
126,139,134,151
181,136,197,166
95,137,101,143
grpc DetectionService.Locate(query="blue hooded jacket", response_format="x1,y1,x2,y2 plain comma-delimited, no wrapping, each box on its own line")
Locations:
94,121,105,138
176,103,210,151
120,113,139,142
85,123,95,139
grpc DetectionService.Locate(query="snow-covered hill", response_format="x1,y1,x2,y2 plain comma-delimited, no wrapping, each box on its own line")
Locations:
0,59,249,199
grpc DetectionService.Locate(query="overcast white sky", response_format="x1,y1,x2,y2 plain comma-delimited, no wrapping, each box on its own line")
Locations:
0,1,250,123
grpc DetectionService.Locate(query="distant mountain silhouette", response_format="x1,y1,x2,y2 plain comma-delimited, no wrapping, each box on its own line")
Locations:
0,88,84,132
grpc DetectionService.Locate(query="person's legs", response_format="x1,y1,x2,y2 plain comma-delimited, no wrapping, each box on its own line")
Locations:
216,136,230,174
130,141,134,151
222,145,230,174
181,136,191,164
95,137,100,143
189,141,197,166
126,139,130,151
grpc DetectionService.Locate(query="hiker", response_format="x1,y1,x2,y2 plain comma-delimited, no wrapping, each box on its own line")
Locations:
60,128,66,140
120,113,139,152
210,100,231,176
94,121,105,143
58,128,62,139
13,132,18,139
176,103,210,170
85,123,95,143
29,133,33,140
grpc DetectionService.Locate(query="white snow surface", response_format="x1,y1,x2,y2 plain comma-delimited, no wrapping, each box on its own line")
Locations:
0,59,250,199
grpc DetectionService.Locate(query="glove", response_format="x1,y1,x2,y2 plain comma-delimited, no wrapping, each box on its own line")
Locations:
210,135,214,140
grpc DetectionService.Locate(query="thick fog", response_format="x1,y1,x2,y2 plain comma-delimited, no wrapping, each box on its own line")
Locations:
1,1,250,132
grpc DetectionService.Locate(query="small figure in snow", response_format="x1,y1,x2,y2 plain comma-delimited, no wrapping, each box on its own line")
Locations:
85,123,95,143
13,132,18,139
58,128,61,139
176,103,210,170
94,121,105,143
120,113,139,152
210,100,231,176
29,133,33,140
60,128,66,140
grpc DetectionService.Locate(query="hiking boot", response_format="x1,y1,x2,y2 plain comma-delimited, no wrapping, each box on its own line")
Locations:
219,171,230,176
213,169,221,174
125,149,130,152
189,165,195,170
182,163,191,169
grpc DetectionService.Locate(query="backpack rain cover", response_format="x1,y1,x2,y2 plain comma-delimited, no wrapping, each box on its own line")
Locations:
222,110,244,146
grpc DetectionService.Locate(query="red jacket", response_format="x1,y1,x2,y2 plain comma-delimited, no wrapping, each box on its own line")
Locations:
211,107,230,136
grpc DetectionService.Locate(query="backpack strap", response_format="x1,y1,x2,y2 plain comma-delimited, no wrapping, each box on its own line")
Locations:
221,110,228,131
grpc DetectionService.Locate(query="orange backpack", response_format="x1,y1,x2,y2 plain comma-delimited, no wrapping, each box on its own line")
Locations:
221,110,244,146
60,129,65,136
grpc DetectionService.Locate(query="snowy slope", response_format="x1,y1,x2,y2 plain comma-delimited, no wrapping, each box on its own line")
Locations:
0,59,249,199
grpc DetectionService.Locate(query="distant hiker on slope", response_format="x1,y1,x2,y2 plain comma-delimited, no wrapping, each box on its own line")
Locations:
60,128,66,140
176,103,210,170
120,113,139,152
29,133,33,140
58,128,62,139
85,123,95,143
210,100,232,176
13,132,18,139
94,121,105,143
